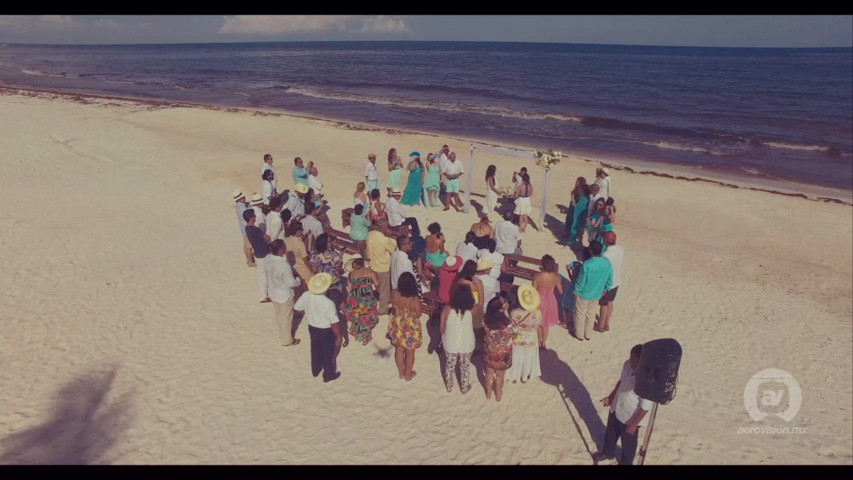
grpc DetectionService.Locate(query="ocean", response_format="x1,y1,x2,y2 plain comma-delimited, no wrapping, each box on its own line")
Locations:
1,41,850,190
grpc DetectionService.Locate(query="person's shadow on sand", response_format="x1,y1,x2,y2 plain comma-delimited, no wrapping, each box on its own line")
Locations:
0,366,134,464
539,349,607,462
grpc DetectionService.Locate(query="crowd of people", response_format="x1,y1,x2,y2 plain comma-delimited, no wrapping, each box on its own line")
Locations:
234,147,644,464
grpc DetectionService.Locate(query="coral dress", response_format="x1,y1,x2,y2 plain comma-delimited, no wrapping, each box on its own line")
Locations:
538,285,560,328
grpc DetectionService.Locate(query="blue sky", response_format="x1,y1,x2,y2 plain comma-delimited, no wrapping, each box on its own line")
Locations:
0,15,850,47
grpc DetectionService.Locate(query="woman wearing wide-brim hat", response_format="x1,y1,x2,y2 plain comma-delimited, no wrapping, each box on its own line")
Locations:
506,285,543,384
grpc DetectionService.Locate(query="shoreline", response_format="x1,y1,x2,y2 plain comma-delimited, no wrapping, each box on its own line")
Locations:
2,83,850,206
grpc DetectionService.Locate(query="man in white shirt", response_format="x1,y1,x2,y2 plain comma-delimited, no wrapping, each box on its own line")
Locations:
477,238,512,284
364,153,380,193
441,151,464,212
300,209,325,248
266,239,302,347
262,153,277,191
266,197,286,242
294,273,343,383
494,210,523,256
250,193,266,234
599,231,624,333
284,187,306,219
475,257,498,304
386,189,421,238
234,190,255,267
597,344,653,465
391,236,415,291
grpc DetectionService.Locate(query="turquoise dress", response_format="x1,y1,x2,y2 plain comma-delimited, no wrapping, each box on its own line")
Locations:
402,165,424,206
425,249,448,268
425,165,441,191
570,196,589,241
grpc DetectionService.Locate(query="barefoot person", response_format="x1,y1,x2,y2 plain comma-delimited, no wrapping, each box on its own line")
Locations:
442,152,465,212
482,296,516,401
506,285,542,384
532,254,562,349
485,164,502,215
344,255,379,346
262,153,277,191
424,154,442,207
266,239,302,347
364,153,380,193
441,284,476,394
513,173,533,233
294,273,344,383
390,272,423,381
596,344,652,466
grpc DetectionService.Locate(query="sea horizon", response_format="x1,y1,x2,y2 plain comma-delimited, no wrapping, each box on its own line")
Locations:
1,41,850,191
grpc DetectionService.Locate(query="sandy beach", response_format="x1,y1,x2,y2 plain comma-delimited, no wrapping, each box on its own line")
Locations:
0,88,850,464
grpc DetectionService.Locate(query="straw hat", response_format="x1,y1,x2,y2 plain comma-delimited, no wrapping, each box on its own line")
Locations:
476,257,494,271
600,167,610,176
442,255,462,273
307,273,334,295
250,193,263,206
390,188,402,196
344,255,367,273
518,284,541,312
233,190,245,201
294,183,309,194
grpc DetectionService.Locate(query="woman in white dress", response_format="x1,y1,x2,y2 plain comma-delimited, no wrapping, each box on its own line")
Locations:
506,285,542,384
441,284,476,394
513,173,533,233
595,167,611,200
485,164,501,214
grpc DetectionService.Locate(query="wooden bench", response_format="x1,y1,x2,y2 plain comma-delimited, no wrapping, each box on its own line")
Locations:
323,226,361,255
421,289,445,318
503,253,555,282
376,223,411,240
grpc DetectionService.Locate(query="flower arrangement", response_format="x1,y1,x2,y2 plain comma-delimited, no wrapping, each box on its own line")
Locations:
499,186,514,196
534,149,562,171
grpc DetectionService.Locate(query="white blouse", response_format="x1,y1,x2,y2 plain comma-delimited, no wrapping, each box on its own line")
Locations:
442,309,475,354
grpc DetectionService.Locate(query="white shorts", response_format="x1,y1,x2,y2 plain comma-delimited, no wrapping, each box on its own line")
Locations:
514,196,532,215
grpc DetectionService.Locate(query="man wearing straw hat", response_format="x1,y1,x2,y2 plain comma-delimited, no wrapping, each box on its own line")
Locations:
294,273,344,383
364,153,380,193
387,188,421,238
262,153,277,191
284,183,308,219
250,192,267,234
234,190,255,267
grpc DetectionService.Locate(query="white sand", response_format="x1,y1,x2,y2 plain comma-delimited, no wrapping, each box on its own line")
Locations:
0,89,850,465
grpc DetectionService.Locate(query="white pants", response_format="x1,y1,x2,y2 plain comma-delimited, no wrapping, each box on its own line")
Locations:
274,298,295,344
255,255,269,301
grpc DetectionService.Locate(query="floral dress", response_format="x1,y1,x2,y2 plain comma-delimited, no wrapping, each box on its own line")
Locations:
310,250,345,294
389,295,423,350
346,275,379,342
483,322,517,370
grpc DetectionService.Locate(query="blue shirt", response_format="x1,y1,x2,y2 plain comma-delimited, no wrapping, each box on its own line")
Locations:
349,212,370,241
293,167,309,186
574,256,613,301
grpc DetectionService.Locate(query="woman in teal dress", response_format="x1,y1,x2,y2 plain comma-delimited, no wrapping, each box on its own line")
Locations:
424,154,442,207
387,148,404,193
570,185,590,246
402,152,425,206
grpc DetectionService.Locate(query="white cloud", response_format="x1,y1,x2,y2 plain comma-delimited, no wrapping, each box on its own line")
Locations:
219,15,352,34
40,15,74,25
357,16,410,33
219,15,410,35
0,15,77,30
94,19,119,28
